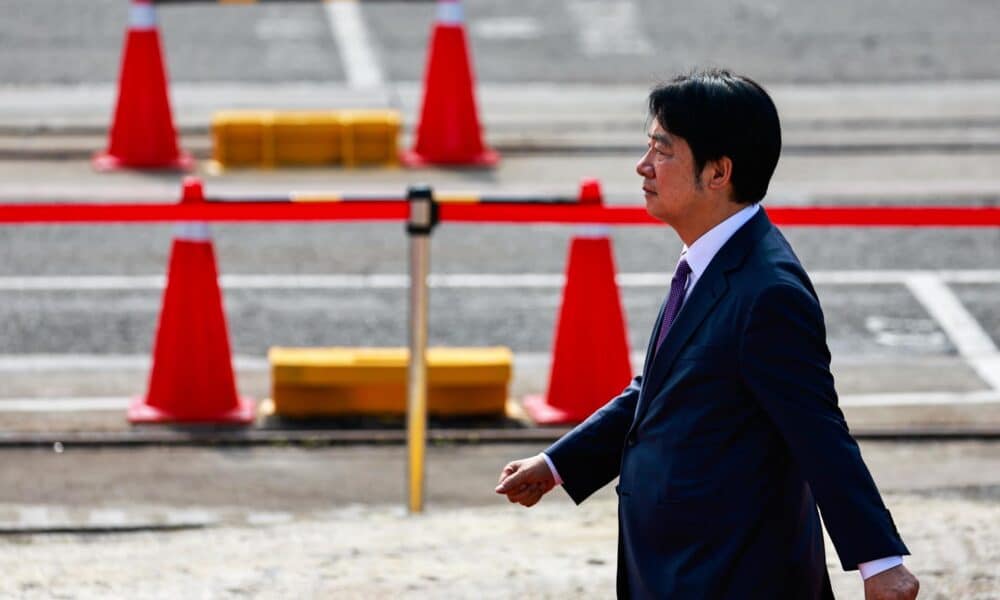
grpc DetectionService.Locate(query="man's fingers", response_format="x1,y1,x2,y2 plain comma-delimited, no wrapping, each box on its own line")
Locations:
520,483,549,507
520,489,545,507
495,466,527,494
507,482,546,504
497,462,519,485
504,482,534,502
496,455,553,500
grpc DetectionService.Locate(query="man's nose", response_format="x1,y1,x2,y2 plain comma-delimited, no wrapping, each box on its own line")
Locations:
636,151,653,177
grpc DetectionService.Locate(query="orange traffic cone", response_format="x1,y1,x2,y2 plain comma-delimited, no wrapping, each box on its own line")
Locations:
129,178,253,424
523,180,632,425
401,0,498,167
93,0,193,171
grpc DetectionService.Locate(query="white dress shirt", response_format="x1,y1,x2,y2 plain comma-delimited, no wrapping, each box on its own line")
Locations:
542,203,902,579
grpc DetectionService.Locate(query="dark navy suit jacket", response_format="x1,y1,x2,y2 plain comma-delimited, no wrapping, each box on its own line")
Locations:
547,209,908,599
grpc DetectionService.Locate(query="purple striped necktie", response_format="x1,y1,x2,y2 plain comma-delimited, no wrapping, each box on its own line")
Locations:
654,257,692,356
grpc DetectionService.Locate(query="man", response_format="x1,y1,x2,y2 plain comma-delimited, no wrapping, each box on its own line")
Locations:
495,70,919,599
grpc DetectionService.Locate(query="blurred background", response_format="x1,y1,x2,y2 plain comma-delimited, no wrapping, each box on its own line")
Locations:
0,0,997,597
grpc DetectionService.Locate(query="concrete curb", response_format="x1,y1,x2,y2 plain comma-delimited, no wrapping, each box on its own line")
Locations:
0,522,211,536
5,136,1000,162
3,81,1000,160
2,425,999,448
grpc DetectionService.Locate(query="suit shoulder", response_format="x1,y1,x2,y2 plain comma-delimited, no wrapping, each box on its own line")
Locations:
738,227,817,300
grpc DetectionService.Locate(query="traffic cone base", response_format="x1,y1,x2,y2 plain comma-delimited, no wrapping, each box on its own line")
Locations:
521,394,577,426
400,147,498,168
128,395,255,425
92,150,195,172
522,225,633,425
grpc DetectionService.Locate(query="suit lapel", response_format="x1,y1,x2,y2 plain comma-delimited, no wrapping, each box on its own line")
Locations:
636,266,728,419
640,296,669,384
633,208,774,423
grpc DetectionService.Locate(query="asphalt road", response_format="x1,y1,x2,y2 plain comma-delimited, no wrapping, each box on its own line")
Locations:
0,225,998,355
3,0,1000,85
0,0,997,422
2,440,998,515
0,3,998,597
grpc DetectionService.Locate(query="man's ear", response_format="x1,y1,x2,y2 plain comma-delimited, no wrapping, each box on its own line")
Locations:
702,156,733,191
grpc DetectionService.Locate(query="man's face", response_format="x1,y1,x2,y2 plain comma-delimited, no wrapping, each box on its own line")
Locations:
636,119,705,225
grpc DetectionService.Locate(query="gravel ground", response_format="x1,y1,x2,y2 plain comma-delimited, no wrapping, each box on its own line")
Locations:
1,489,997,599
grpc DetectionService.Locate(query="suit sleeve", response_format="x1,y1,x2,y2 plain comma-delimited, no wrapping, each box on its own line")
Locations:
739,283,909,570
543,375,641,504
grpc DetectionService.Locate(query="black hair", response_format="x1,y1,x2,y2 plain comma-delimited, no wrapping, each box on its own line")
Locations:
648,69,781,204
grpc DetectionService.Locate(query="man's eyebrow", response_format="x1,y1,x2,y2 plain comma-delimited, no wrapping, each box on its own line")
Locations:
648,133,672,147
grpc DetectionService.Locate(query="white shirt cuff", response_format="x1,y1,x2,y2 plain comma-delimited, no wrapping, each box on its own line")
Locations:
858,556,903,580
540,452,563,486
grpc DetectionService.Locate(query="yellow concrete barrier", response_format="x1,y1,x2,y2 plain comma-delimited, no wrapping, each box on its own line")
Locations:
211,110,400,169
268,347,512,418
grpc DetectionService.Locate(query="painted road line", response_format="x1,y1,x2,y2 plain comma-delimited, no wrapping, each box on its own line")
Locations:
0,507,217,533
906,273,1000,391
0,270,998,291
324,0,384,89
17,506,57,528
0,352,575,375
87,509,129,529
566,0,652,57
838,390,1000,407
0,397,131,412
0,354,150,371
0,355,269,372
471,17,541,40
246,511,295,526
811,270,1000,285
0,275,165,290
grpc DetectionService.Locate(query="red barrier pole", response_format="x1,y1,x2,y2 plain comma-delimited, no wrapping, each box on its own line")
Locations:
765,206,1000,227
438,204,1000,227
0,201,998,227
0,201,409,224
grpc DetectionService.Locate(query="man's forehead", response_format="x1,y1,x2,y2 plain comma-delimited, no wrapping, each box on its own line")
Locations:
647,123,673,144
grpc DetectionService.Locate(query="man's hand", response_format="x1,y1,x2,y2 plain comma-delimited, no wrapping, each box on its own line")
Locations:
864,565,919,600
495,454,556,507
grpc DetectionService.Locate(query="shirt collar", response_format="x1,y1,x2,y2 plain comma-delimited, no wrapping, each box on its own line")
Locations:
680,203,760,281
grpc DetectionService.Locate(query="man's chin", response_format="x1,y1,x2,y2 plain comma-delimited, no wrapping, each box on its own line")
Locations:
644,198,670,223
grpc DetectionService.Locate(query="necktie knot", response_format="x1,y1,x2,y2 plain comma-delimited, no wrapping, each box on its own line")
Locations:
673,258,692,281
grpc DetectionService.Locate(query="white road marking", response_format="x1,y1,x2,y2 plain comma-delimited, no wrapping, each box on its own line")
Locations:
255,16,325,41
88,509,129,528
905,273,1000,391
567,0,653,57
810,270,1000,285
838,390,1000,407
0,506,217,532
0,275,165,290
0,354,268,372
163,509,217,527
864,316,948,351
0,270,997,291
1,270,996,408
472,17,541,40
0,397,131,412
246,511,295,526
324,0,384,89
17,506,62,528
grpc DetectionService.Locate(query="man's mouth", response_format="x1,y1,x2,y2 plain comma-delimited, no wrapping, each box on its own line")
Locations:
642,187,656,195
